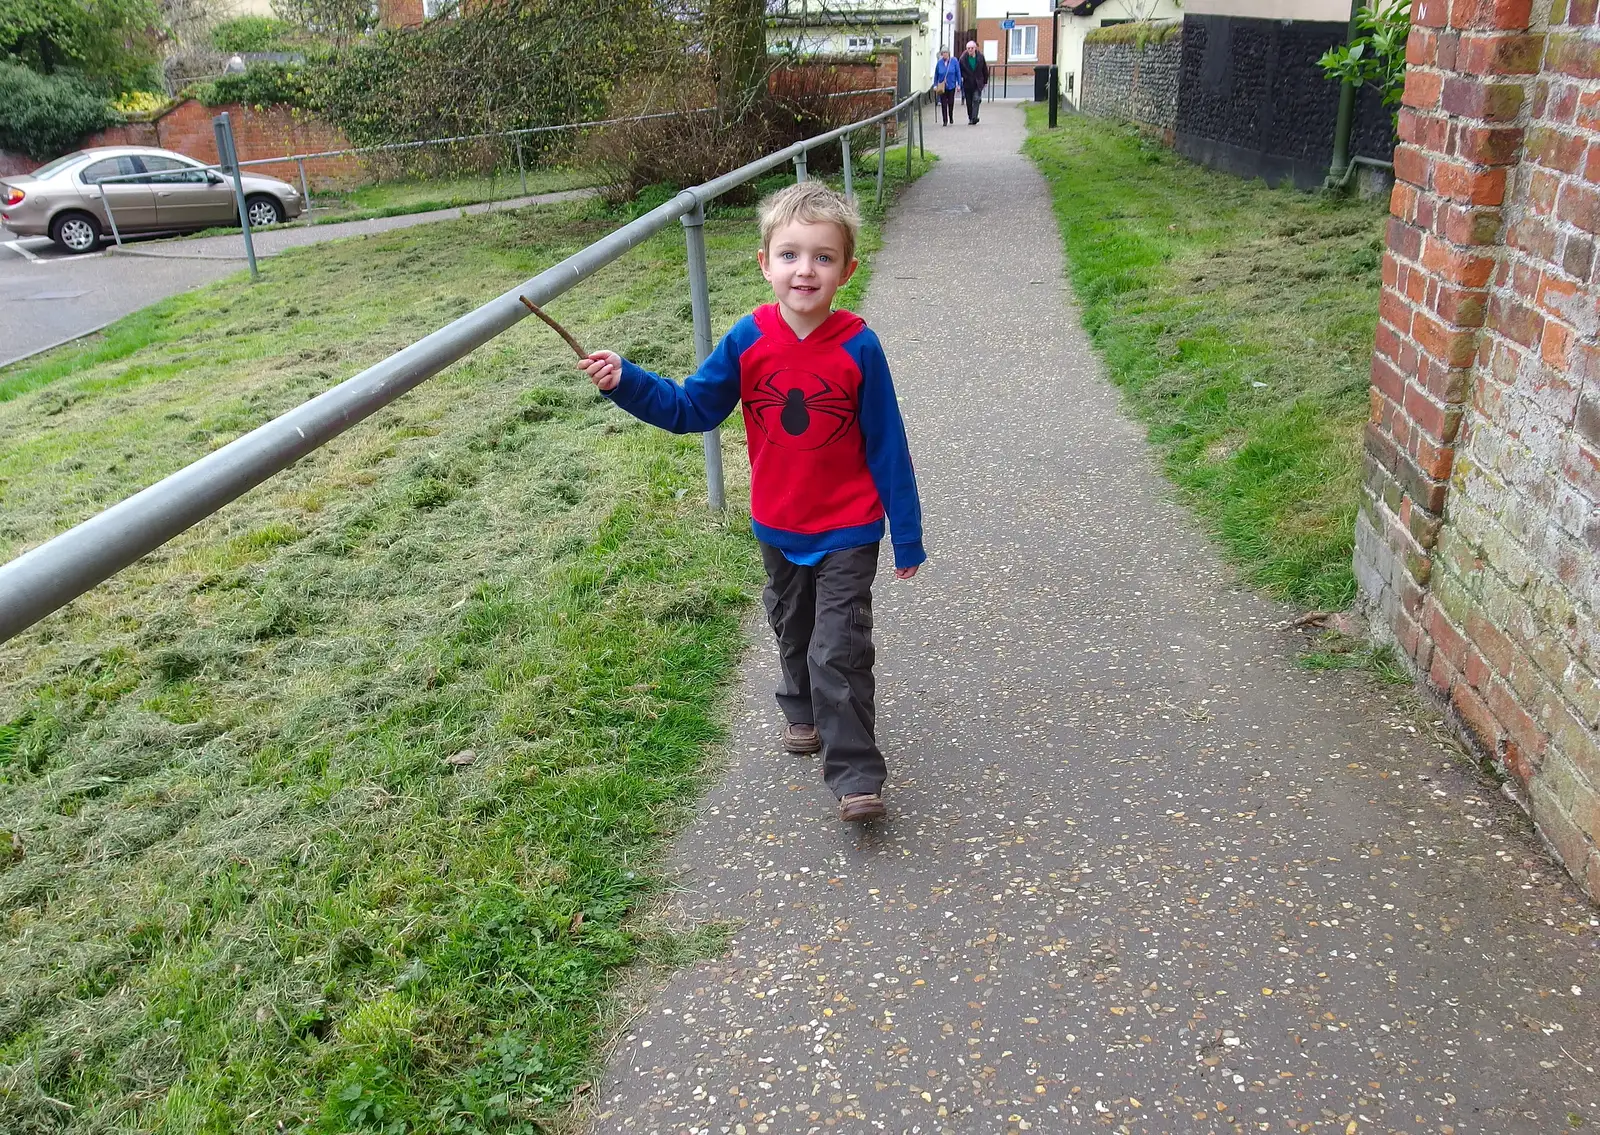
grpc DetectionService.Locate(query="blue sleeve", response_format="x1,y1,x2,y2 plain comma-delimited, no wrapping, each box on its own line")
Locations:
603,316,756,434
850,331,926,570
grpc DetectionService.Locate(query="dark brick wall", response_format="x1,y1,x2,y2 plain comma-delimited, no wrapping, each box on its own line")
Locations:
1081,36,1182,137
1175,13,1397,190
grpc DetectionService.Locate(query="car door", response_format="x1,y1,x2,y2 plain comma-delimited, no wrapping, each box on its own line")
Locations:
78,156,158,231
142,155,237,229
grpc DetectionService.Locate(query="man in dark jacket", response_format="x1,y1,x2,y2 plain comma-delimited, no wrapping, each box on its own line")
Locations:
959,40,989,125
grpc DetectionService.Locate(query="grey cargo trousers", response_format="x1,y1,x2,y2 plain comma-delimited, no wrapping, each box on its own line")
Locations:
759,541,885,799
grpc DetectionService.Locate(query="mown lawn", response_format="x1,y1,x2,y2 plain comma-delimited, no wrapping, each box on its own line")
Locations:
0,147,931,1134
307,168,598,225
1024,108,1389,609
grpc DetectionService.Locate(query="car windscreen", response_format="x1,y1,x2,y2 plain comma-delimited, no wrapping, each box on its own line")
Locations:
29,151,88,180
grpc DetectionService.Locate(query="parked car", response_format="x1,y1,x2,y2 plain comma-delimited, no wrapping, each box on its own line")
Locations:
0,146,304,254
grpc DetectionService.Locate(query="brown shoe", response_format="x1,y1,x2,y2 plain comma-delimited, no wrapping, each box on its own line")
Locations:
783,723,821,754
839,793,887,822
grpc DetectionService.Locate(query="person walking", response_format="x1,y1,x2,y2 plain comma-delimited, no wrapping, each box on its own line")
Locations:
933,48,961,126
959,40,989,125
577,183,927,824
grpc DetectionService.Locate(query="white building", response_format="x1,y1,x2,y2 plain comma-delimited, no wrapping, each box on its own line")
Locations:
1054,0,1183,106
768,0,943,91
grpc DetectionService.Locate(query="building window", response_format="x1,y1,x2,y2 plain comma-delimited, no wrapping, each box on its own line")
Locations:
846,34,872,51
874,36,897,47
1007,24,1037,60
422,0,455,17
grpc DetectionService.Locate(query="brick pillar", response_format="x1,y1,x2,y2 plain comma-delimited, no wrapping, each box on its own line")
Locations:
1353,0,1539,670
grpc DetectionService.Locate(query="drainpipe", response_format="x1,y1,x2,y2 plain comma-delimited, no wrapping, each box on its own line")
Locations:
1326,0,1364,188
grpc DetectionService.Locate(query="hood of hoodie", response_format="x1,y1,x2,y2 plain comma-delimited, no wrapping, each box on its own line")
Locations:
752,303,865,351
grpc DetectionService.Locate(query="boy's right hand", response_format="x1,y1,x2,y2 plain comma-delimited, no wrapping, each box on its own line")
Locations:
578,350,622,392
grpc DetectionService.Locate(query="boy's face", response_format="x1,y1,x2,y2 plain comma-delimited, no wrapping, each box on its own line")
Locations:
758,219,858,322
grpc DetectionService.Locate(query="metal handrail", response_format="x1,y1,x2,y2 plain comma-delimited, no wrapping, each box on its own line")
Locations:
77,97,901,234
0,91,926,644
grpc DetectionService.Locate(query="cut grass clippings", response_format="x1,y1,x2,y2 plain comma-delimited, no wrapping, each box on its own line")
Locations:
306,169,598,226
0,147,932,1134
1024,108,1388,609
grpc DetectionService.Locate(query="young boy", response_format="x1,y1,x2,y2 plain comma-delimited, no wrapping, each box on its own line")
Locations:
576,181,925,823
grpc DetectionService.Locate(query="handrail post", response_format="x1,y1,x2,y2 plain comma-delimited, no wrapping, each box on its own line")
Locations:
876,121,887,206
680,201,725,510
101,187,123,247
515,136,528,196
794,150,808,183
296,158,312,213
841,134,854,203
905,107,913,179
917,94,925,160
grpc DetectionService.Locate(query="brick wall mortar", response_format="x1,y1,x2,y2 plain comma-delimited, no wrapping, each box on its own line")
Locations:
1359,0,1600,900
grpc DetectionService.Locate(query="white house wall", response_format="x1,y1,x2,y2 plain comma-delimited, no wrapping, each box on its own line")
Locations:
1184,0,1351,19
768,1,939,89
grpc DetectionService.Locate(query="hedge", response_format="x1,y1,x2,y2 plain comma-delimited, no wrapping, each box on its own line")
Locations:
1083,20,1182,47
0,63,117,160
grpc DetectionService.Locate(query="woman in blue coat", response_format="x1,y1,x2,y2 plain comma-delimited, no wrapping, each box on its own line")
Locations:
933,49,961,126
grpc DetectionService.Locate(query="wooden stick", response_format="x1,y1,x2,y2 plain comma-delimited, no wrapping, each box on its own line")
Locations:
518,295,587,358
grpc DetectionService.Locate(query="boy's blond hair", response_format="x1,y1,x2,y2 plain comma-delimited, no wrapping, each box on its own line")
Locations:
758,181,860,266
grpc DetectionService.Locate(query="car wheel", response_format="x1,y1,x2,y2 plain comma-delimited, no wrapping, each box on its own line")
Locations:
50,211,102,254
245,195,283,228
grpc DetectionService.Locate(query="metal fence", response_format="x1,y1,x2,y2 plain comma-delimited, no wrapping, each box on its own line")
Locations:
0,91,928,645
83,108,725,246
87,90,904,243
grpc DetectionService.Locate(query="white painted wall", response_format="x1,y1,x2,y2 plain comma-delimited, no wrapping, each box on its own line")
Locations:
974,0,1054,17
768,0,941,91
1185,0,1351,19
1054,0,1183,106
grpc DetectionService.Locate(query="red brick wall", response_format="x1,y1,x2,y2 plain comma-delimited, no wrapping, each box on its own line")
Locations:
974,17,1055,88
1,122,159,177
379,0,424,28
0,102,358,187
153,100,360,189
1358,0,1600,899
769,54,901,117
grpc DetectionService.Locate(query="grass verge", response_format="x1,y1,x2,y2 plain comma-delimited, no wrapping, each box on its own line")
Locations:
1024,108,1388,609
0,149,930,1134
306,169,598,226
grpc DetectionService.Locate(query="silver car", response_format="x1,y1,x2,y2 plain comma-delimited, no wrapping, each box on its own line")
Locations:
0,146,304,254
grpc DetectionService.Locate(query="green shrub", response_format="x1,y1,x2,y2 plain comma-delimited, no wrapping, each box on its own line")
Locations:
0,62,116,159
211,15,296,53
1084,20,1182,46
191,62,320,109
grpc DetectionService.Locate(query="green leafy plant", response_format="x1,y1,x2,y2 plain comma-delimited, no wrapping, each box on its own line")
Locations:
211,15,297,53
1319,0,1411,120
0,0,164,93
0,61,116,158
191,61,321,109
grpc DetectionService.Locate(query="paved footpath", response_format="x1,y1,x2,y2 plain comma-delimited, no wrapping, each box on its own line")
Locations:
590,105,1600,1134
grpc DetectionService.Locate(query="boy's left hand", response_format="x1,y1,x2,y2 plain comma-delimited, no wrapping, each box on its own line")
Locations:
895,565,919,580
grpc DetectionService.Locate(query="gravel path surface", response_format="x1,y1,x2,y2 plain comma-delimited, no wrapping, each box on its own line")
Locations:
589,105,1600,1134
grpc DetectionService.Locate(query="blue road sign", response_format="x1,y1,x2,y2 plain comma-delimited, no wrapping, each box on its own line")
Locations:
1001,18,1016,28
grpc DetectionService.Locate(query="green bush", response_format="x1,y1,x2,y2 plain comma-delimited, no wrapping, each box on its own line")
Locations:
0,61,116,159
211,15,296,53
1083,19,1182,46
191,62,320,109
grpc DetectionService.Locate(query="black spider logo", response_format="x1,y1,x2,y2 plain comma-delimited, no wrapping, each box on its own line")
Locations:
745,368,857,451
